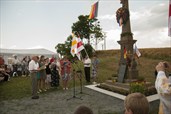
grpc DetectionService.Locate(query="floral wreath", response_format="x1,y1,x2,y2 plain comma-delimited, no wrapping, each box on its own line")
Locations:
116,7,129,26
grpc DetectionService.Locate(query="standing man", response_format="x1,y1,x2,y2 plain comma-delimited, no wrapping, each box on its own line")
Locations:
29,56,39,99
155,62,171,114
83,56,91,83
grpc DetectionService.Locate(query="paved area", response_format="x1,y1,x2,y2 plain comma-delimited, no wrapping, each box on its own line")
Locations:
0,86,159,114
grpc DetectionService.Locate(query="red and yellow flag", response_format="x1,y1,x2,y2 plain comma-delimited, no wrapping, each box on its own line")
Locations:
124,46,127,59
89,2,99,19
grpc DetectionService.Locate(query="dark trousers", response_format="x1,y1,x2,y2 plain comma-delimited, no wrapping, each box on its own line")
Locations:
84,67,90,82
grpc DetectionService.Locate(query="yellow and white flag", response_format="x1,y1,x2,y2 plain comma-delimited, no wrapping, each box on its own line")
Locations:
70,34,77,57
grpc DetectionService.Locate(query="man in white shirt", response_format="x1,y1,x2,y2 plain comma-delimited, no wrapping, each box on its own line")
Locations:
29,56,39,99
12,55,20,77
83,56,91,83
155,62,171,114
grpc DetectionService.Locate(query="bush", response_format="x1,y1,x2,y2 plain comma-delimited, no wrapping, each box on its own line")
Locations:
129,81,146,94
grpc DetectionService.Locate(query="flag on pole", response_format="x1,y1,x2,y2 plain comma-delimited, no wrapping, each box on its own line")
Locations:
70,34,84,60
76,37,84,53
70,34,77,57
134,44,141,58
169,0,171,36
89,1,99,19
124,46,127,59
76,37,84,60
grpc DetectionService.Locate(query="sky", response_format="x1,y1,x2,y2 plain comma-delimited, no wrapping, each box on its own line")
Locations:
0,0,171,53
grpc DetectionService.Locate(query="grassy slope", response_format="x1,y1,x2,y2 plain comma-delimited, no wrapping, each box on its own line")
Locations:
0,48,170,101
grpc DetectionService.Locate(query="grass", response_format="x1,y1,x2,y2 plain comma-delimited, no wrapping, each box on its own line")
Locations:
0,77,31,101
0,48,170,101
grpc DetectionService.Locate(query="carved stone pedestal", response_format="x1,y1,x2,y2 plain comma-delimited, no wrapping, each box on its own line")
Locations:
128,69,138,79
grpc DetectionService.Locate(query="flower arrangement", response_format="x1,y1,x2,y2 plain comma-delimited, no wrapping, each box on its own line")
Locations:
116,7,129,26
129,81,146,94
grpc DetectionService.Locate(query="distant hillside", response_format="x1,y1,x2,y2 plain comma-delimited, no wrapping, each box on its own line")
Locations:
96,47,171,61
95,47,170,84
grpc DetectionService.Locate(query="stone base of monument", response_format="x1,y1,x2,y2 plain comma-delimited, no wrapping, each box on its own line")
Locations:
127,69,138,79
98,80,157,96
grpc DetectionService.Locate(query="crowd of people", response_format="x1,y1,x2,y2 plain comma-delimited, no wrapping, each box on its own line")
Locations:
0,55,31,82
29,55,62,99
0,54,100,99
1,53,170,114
29,54,100,99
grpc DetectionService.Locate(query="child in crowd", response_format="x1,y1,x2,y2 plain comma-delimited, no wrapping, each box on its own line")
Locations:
60,56,71,90
124,92,149,114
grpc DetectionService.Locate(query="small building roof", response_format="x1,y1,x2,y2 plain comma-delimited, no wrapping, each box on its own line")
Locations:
0,48,56,55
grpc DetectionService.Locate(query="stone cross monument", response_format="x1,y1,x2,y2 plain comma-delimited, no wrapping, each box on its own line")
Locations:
116,0,138,82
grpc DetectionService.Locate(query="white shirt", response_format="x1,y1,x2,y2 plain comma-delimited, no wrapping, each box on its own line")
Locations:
29,60,39,71
84,58,91,67
155,71,171,114
13,58,20,65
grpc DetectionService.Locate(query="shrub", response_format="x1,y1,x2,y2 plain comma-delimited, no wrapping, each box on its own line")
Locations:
129,81,146,94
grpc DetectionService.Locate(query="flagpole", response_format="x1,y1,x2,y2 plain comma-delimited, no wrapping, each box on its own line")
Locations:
84,48,89,58
76,32,89,58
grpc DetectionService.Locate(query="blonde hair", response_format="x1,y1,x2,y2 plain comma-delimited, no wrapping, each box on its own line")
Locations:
124,92,149,114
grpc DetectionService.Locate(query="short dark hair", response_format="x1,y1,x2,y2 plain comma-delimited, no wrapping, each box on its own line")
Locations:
74,105,93,114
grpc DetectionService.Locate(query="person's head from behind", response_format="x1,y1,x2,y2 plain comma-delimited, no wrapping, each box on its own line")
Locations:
74,105,93,114
124,92,149,114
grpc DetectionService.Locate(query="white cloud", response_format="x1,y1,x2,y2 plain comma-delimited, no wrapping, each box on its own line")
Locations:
130,10,152,21
134,27,170,48
131,3,167,32
98,14,115,20
100,29,121,49
9,45,17,49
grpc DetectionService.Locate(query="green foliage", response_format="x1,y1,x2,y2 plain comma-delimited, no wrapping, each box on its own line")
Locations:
81,44,94,58
55,35,73,59
0,77,31,101
72,15,104,44
72,15,91,39
129,81,146,94
55,15,104,58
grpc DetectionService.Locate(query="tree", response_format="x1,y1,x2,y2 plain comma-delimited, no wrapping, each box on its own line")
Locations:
55,35,73,59
72,15,104,45
55,15,104,58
